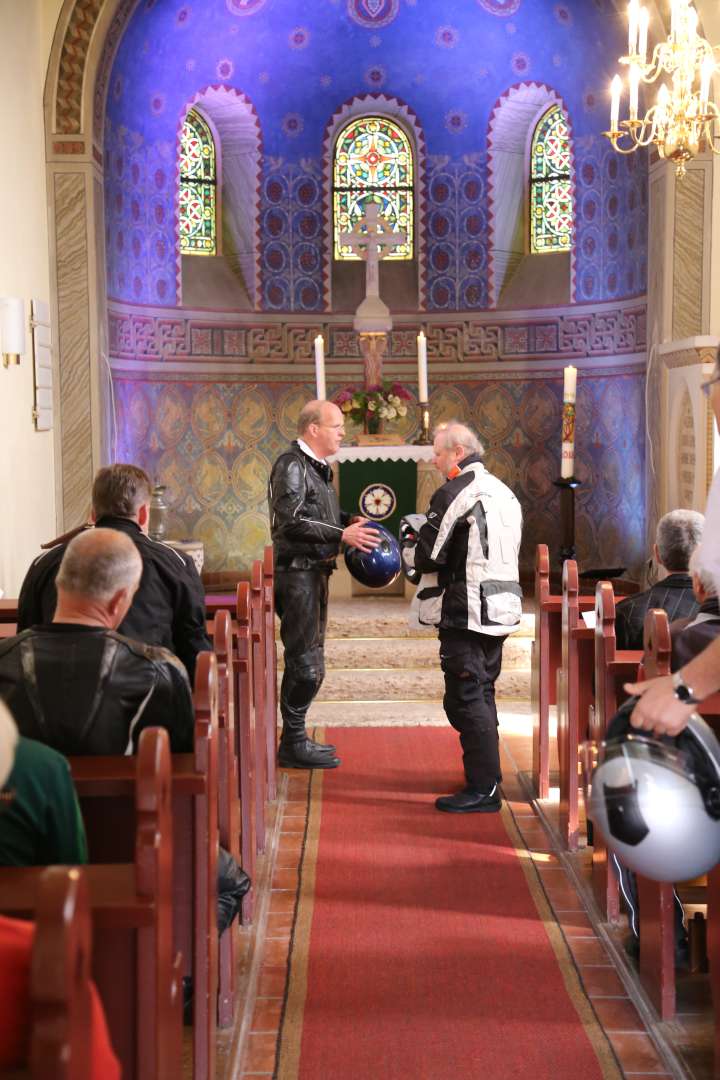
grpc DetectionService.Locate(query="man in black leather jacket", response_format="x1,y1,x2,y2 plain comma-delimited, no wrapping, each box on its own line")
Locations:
268,400,377,769
17,463,210,682
0,528,194,754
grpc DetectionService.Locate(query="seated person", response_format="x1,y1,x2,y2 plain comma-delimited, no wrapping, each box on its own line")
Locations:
0,700,87,867
615,509,704,650
0,528,194,755
1,531,248,947
17,462,211,681
671,548,720,669
0,911,120,1077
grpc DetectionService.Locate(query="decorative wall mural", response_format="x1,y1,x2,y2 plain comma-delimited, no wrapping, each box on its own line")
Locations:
347,0,400,29
112,371,646,575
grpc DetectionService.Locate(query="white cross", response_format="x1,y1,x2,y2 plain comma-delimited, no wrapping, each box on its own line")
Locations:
339,203,408,301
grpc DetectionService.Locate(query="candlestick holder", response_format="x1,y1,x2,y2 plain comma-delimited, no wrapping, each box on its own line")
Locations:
552,477,581,566
413,401,432,445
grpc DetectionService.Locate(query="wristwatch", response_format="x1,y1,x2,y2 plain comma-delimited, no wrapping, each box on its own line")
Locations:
672,670,701,705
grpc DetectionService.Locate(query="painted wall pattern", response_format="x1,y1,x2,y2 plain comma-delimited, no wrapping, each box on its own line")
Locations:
103,0,647,311
112,370,646,577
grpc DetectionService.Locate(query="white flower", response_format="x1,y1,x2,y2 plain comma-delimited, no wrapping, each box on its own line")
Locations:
386,405,397,419
390,394,400,406
397,405,407,417
379,405,389,418
367,399,377,411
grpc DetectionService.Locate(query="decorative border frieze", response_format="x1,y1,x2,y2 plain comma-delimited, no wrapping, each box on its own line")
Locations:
108,297,647,365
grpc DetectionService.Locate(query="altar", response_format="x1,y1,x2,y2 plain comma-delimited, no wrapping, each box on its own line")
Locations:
330,443,440,596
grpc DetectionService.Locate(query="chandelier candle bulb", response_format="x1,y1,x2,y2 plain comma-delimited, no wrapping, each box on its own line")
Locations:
610,75,622,132
561,365,577,480
314,334,326,400
701,56,713,110
629,64,640,121
638,8,649,63
417,330,428,403
628,0,639,55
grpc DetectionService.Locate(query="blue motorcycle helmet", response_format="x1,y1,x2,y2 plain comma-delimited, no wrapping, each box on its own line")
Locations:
344,522,402,589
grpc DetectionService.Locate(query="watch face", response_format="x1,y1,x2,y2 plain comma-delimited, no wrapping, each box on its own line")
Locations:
359,483,397,521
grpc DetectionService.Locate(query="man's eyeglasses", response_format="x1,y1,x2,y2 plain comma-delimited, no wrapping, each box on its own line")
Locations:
701,373,720,397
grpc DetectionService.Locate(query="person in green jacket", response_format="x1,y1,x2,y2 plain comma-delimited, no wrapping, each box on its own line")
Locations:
0,699,87,867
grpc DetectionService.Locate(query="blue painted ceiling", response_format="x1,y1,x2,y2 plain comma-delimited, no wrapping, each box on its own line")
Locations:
107,0,627,155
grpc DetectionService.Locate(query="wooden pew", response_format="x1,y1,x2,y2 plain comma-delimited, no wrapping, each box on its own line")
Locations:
250,561,268,854
0,598,18,623
69,653,219,1080
531,545,594,799
212,610,242,1028
235,582,257,922
530,545,559,800
636,609,720,1022
14,867,93,1079
556,560,595,851
262,545,279,803
0,728,181,1080
589,582,643,923
633,608,676,1018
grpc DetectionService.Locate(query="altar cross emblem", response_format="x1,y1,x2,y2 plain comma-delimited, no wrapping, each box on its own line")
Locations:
339,202,407,303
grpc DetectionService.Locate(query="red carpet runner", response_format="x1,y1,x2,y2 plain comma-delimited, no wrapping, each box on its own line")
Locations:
277,727,620,1080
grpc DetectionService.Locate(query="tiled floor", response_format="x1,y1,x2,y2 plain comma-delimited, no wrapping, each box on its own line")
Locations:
223,725,710,1079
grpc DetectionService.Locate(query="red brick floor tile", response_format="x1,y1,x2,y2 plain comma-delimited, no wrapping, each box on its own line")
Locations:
251,998,283,1033
606,1032,667,1073
567,938,611,966
243,1032,277,1073
267,912,294,935
272,868,299,890
278,835,303,857
580,967,627,997
590,997,645,1032
556,910,595,936
264,937,290,966
257,969,286,997
269,890,296,914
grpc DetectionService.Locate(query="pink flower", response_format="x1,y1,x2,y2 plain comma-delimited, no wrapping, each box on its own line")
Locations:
335,389,353,405
391,382,412,399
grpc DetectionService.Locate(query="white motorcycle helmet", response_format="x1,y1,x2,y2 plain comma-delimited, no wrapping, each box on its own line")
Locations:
590,703,720,882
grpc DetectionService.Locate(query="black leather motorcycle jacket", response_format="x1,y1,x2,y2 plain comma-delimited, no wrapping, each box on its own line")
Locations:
268,441,350,571
0,624,195,756
17,516,211,681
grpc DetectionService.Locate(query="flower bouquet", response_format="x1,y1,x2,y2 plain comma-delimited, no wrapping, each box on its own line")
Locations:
335,381,412,436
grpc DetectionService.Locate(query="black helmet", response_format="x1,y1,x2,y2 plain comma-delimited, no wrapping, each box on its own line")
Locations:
345,523,401,589
590,699,720,881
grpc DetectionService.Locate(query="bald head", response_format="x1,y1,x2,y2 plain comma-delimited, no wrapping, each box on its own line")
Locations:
55,529,143,629
297,399,345,459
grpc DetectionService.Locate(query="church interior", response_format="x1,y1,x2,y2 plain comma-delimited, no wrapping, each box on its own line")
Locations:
2,0,720,1077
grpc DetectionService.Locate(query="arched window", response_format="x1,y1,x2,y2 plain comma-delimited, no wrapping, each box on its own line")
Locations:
179,108,217,256
529,105,572,254
333,116,413,260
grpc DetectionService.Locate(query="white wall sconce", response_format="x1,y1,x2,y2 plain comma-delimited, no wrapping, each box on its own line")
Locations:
1,297,26,367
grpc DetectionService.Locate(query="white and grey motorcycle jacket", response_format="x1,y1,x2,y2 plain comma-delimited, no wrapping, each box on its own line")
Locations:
409,454,523,635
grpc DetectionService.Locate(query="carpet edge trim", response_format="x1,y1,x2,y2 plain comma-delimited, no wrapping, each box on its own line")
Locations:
500,802,623,1080
275,750,324,1080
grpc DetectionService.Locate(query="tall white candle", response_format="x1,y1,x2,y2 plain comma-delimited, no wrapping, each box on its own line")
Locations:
417,330,429,403
629,64,640,121
314,334,326,400
628,0,639,54
638,8,649,63
610,75,622,133
561,365,577,479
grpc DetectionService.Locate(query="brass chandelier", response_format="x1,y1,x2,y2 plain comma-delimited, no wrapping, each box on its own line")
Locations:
605,0,720,178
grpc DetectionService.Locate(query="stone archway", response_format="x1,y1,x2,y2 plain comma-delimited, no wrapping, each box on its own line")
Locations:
45,0,134,529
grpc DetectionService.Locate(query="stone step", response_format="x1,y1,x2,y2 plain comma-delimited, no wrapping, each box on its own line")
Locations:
311,666,530,703
306,700,533,727
318,599,535,641
278,634,531,672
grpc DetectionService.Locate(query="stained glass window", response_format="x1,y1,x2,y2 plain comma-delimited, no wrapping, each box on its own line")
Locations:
530,106,573,254
333,116,413,260
179,109,217,256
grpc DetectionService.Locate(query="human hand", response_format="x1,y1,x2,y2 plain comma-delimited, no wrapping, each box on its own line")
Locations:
342,520,380,552
623,674,695,737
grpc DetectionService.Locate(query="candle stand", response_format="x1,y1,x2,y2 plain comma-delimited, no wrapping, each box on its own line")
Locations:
413,401,432,445
552,477,581,565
